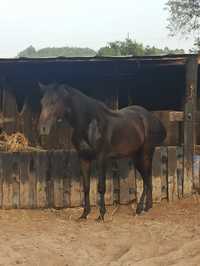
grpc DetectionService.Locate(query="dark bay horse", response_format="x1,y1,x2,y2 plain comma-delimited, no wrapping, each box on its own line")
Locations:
38,83,166,220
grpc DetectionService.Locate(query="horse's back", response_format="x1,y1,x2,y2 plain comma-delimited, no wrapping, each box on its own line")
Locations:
118,105,166,145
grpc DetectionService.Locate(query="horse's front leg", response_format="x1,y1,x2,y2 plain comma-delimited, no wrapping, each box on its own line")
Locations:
96,158,107,221
79,159,91,219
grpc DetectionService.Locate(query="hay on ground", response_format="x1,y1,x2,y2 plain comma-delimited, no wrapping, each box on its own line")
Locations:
0,132,45,152
6,133,29,152
0,132,28,152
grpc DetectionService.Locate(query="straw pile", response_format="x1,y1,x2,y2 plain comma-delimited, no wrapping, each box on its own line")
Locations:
0,132,29,152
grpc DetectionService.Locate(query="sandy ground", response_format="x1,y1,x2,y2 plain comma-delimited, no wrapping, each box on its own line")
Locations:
0,198,200,266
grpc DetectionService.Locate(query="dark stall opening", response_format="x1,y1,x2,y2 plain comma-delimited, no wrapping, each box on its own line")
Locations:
0,55,198,148
0,56,189,113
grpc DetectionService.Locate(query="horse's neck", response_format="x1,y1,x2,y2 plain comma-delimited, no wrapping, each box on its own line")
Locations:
70,90,113,134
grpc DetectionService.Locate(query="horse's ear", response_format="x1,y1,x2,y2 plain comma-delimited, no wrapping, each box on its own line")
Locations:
38,82,46,93
38,81,58,93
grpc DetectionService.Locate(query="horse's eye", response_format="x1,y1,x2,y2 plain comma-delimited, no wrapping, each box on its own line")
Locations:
57,118,63,123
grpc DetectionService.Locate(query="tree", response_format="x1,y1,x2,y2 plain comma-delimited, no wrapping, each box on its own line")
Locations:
120,38,144,56
17,39,184,58
97,38,184,56
17,46,96,58
97,38,145,56
98,46,119,56
18,45,36,57
166,0,200,51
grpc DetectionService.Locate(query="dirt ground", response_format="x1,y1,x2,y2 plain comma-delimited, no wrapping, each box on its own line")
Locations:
0,198,200,266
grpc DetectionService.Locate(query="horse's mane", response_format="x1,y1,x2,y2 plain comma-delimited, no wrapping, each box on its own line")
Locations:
65,85,119,118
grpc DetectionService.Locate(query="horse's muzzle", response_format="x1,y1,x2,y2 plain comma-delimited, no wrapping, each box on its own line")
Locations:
39,126,51,136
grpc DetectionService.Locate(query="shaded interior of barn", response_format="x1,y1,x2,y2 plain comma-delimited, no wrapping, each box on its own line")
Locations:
1,55,199,110
0,55,199,148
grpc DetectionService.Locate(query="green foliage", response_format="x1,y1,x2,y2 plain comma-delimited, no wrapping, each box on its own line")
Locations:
98,45,119,56
18,46,96,58
97,39,144,56
97,38,184,56
166,0,200,51
18,45,36,57
17,39,185,58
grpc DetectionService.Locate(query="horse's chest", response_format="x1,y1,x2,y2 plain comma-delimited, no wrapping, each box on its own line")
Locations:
87,119,102,149
73,119,102,153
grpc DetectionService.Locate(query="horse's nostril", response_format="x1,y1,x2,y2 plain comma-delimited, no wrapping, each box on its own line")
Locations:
43,127,46,132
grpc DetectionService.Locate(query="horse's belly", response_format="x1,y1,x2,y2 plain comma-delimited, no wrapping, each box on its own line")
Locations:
110,125,144,157
110,140,141,158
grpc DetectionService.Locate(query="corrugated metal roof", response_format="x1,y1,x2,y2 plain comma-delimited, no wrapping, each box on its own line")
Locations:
0,54,198,65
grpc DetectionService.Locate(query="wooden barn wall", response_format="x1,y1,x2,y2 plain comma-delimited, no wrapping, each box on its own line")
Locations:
0,146,197,209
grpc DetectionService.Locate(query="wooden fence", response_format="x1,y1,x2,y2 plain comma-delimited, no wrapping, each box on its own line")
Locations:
0,145,197,209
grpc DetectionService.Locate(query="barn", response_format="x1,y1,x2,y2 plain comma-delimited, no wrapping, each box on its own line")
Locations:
0,54,199,209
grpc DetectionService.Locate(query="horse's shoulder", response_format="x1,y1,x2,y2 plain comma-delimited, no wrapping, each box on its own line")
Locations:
87,119,102,148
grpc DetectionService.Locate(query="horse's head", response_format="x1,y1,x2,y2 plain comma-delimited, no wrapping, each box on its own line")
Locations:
38,82,72,136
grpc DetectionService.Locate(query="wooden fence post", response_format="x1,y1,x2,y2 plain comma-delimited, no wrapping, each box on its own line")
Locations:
184,55,198,196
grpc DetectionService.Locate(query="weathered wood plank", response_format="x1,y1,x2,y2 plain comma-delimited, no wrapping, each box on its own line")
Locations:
105,162,114,205
63,151,71,208
168,146,178,201
177,146,184,198
2,153,13,208
36,151,47,208
184,55,198,196
68,152,81,207
152,148,162,203
28,153,37,208
11,154,20,208
19,153,29,208
0,153,3,207
51,151,64,208
193,154,200,193
46,151,54,208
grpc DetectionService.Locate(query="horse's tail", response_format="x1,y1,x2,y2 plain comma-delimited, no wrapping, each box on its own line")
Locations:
150,115,167,145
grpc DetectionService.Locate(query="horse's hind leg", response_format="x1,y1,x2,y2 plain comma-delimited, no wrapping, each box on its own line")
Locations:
134,147,154,214
96,158,107,221
79,159,92,219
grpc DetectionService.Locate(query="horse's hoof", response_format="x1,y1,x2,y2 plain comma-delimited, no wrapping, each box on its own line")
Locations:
95,215,104,223
77,214,87,221
144,205,152,212
136,205,144,215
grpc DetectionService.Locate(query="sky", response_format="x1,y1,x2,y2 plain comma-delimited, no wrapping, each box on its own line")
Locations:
0,0,194,57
